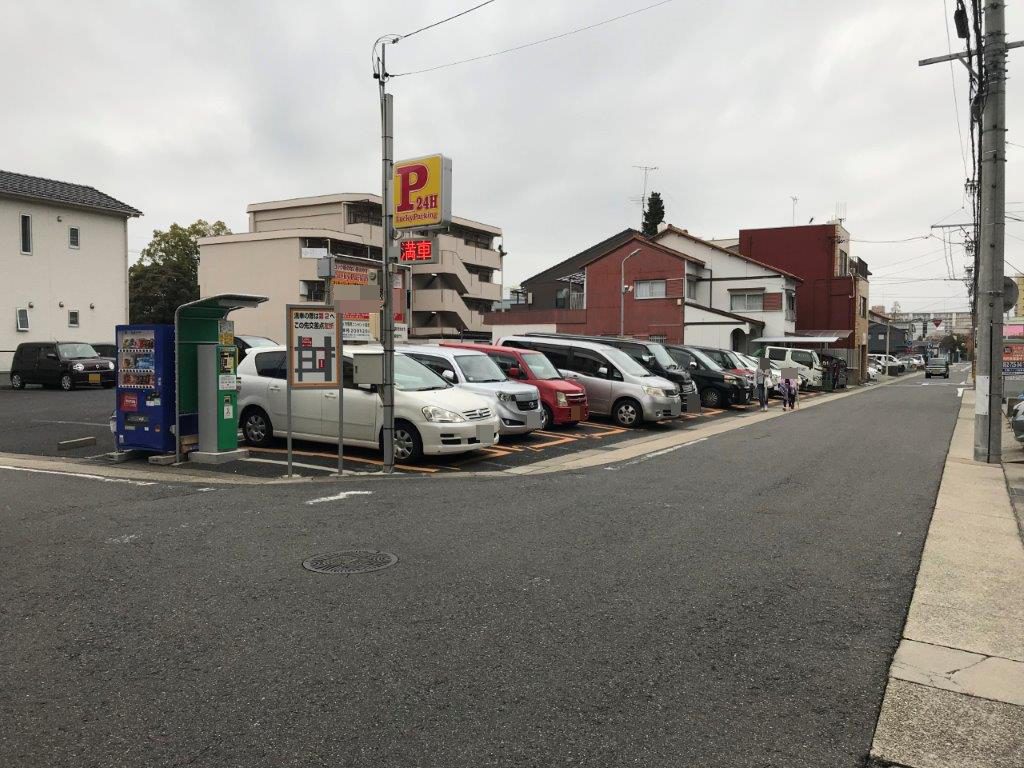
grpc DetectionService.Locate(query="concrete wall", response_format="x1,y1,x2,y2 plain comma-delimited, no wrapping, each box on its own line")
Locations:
1,198,128,372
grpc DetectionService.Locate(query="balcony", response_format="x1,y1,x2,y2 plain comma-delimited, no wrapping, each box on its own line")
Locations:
411,288,486,332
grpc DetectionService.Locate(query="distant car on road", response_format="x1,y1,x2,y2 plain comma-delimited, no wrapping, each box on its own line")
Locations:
10,341,115,391
925,355,950,379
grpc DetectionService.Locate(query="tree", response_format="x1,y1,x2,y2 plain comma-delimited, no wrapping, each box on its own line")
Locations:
128,220,231,324
939,334,965,354
641,191,665,237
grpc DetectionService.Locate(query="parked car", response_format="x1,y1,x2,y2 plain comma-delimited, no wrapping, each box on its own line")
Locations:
866,364,880,382
691,346,757,398
870,354,905,375
1011,399,1024,442
10,341,115,390
664,345,751,408
441,341,589,429
925,355,950,379
497,335,681,427
399,345,543,435
235,335,279,359
236,345,499,462
91,342,117,358
752,345,824,387
522,333,700,413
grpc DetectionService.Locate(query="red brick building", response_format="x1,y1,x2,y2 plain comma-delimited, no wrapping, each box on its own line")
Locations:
485,230,704,344
736,223,871,379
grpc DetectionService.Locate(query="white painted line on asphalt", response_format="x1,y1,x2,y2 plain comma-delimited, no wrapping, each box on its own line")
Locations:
106,533,141,544
0,464,157,486
306,490,373,505
244,457,334,474
606,436,710,470
957,387,965,398
31,419,110,427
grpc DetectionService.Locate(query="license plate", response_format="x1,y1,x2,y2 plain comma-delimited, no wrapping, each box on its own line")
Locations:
88,374,100,384
476,424,493,443
570,406,582,420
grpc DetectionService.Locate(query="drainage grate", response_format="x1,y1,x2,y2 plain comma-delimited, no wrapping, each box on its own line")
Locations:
302,550,399,575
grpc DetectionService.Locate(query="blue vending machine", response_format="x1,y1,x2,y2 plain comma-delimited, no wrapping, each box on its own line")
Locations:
115,324,176,453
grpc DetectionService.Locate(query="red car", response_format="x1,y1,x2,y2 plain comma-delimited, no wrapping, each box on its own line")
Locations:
441,342,589,428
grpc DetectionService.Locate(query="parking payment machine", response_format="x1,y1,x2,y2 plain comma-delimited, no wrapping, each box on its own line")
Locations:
197,343,239,453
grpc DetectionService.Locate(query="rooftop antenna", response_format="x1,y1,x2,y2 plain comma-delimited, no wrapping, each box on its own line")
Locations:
634,165,658,230
790,196,798,226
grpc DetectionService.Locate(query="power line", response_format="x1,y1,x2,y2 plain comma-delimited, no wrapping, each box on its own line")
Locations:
399,0,497,41
943,0,971,179
392,0,676,77
851,235,936,243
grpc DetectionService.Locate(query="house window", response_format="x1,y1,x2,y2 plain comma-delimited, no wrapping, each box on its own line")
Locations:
786,292,796,311
686,279,697,299
859,297,868,318
69,226,80,249
16,308,30,331
68,310,80,328
300,280,326,302
634,280,667,299
730,292,764,311
346,203,380,226
20,214,32,254
838,250,849,276
554,287,569,309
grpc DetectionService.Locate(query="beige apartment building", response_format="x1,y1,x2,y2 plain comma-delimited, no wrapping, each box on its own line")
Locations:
1,170,141,374
198,193,503,342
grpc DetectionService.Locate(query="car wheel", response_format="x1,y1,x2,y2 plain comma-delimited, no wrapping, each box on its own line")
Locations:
539,404,554,430
700,387,723,409
60,374,75,391
391,420,424,463
925,373,931,379
10,373,24,390
242,407,275,448
612,398,643,428
945,373,949,379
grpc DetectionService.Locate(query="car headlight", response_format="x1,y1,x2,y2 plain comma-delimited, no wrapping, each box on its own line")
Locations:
107,361,115,370
555,391,568,406
496,391,516,403
723,374,738,383
421,405,466,423
642,384,663,396
72,363,85,371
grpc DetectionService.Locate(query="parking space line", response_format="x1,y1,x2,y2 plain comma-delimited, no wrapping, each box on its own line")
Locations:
245,458,334,474
577,422,628,438
254,446,441,474
525,432,579,451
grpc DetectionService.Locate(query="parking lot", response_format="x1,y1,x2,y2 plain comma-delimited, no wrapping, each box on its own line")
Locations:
0,382,838,477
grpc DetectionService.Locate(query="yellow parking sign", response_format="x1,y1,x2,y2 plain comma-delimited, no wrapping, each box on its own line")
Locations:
393,154,451,230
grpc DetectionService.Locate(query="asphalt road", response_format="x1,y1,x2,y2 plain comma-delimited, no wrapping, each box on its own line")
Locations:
0,385,115,457
0,372,966,767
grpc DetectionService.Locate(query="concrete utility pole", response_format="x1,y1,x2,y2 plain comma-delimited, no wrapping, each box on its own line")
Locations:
377,41,397,473
920,1,1022,463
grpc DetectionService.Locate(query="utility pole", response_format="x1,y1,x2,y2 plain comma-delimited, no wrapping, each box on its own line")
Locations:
920,1,1021,464
633,165,658,230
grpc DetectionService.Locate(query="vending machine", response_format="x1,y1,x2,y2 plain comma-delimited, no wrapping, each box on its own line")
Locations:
115,324,176,453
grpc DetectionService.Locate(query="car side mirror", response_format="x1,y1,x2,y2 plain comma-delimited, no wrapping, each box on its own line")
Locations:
597,366,609,377
507,366,521,379
46,352,58,360
689,361,697,370
442,370,455,382
641,355,653,363
559,369,577,379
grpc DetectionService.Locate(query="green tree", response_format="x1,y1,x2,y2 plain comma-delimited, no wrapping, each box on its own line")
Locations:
939,334,965,354
641,191,666,238
128,220,231,324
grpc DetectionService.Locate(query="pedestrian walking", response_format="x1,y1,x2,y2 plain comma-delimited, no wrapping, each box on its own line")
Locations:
754,361,770,411
781,376,799,411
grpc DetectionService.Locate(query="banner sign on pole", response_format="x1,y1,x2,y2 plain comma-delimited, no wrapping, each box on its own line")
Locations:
1003,342,1024,380
286,305,340,389
393,154,452,231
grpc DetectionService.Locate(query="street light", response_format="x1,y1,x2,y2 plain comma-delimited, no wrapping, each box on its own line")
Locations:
620,248,641,337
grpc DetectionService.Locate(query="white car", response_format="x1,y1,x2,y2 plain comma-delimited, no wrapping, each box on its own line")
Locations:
866,364,880,381
236,345,500,462
399,344,543,435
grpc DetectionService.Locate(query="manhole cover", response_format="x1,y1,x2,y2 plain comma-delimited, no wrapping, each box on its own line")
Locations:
302,550,399,575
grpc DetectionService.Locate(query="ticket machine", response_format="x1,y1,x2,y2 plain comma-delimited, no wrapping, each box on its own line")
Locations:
197,343,238,453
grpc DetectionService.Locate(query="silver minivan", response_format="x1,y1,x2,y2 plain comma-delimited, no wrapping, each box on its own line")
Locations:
497,336,681,427
399,344,543,435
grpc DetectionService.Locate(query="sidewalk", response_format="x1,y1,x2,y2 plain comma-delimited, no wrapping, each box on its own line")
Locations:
870,390,1024,767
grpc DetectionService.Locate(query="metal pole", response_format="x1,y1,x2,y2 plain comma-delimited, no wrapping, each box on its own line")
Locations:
324,247,345,477
620,248,639,336
286,381,293,477
976,0,1007,463
380,46,396,473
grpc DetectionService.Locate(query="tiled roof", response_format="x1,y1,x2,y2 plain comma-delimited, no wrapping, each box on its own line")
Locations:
0,170,142,217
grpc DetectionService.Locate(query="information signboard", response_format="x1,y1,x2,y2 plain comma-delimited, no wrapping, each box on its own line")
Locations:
286,306,340,389
1003,342,1024,380
393,154,452,230
398,237,439,265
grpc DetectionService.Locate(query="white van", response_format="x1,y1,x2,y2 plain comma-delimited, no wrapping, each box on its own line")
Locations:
756,346,823,387
236,345,500,462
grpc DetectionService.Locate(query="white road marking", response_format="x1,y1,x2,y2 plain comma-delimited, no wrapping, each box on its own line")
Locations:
305,490,373,505
957,387,965,398
32,420,110,427
607,436,711,470
0,464,157,486
243,457,334,474
106,533,141,544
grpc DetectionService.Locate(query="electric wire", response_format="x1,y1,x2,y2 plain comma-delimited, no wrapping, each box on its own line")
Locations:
400,1,497,41
943,0,971,179
391,0,677,77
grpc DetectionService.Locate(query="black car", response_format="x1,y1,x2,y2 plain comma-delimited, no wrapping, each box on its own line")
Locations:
523,332,701,413
664,345,750,408
10,342,115,390
91,342,117,358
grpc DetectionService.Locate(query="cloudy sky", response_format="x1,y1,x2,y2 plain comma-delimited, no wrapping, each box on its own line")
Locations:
5,0,1021,314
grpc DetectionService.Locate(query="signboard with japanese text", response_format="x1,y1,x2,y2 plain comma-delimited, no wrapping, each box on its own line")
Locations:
333,262,378,288
286,305,340,389
398,237,439,265
343,312,373,342
1003,342,1024,380
217,319,234,346
393,154,452,230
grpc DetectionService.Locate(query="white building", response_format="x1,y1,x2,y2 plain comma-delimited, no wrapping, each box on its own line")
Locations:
198,193,502,342
653,224,800,352
1,170,142,374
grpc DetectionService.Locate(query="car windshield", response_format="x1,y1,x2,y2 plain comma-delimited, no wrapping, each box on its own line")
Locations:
686,347,724,371
393,354,450,391
57,343,99,359
603,347,653,376
723,351,750,369
521,352,561,380
647,343,680,370
455,354,506,383
932,356,949,363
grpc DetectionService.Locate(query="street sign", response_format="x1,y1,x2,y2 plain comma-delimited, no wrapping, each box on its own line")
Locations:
1003,342,1024,380
1004,276,1019,313
398,237,439,265
393,154,452,230
285,305,340,389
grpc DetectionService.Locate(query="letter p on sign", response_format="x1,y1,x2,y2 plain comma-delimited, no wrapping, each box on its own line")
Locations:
393,154,451,230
